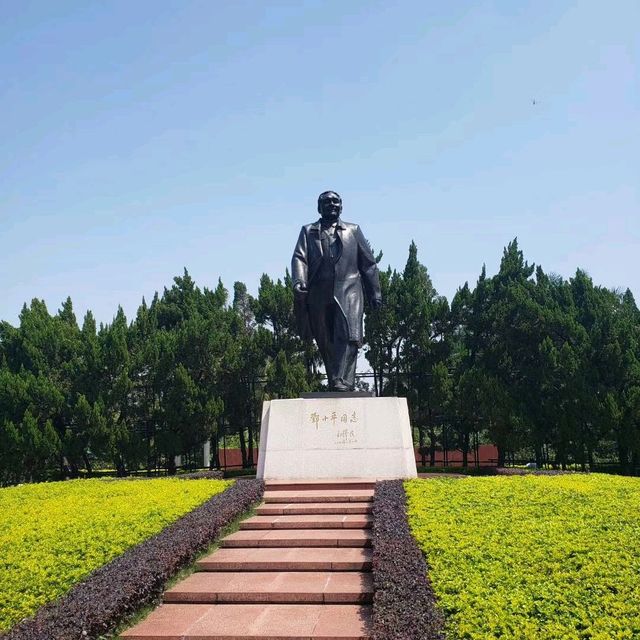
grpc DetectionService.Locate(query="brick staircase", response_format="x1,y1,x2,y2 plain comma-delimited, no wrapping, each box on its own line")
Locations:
122,479,374,639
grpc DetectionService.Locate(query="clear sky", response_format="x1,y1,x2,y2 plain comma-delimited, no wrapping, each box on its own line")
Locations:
1,0,638,326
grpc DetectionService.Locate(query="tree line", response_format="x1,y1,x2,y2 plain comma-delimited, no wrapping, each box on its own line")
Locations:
1,239,638,484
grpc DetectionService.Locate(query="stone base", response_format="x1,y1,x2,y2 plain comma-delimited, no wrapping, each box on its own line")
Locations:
299,391,374,398
256,397,417,480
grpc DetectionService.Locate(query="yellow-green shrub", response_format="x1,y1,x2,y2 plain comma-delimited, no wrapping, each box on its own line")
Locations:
405,475,640,640
0,477,231,632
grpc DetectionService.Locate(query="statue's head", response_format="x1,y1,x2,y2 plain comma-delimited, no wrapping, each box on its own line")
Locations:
317,191,342,222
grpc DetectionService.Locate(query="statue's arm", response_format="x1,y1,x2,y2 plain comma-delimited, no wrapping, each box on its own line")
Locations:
291,226,309,291
355,225,382,307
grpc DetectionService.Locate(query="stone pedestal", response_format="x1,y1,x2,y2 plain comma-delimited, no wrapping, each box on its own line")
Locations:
256,396,417,480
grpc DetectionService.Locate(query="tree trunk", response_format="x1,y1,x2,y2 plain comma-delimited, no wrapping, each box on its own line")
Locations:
471,431,476,467
443,423,448,467
145,422,153,476
618,442,629,474
82,452,93,476
212,434,220,469
577,422,586,471
239,426,248,468
462,432,469,468
534,444,543,468
59,455,69,478
247,381,255,467
385,347,393,396
373,365,379,397
69,460,80,479
631,450,639,475
429,427,436,466
116,456,128,477
249,420,256,468
544,443,551,470
394,343,401,396
555,444,565,470
497,446,506,467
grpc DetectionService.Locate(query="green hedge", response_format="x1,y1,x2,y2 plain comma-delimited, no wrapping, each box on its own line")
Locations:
406,475,640,639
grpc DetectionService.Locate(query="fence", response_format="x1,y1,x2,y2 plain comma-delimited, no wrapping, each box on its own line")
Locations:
211,444,500,470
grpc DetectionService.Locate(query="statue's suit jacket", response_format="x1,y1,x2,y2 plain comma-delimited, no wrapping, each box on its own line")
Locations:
291,218,381,343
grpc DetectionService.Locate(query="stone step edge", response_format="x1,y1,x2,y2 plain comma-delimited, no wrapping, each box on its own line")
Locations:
220,529,372,548
256,503,372,515
164,571,373,605
164,593,372,604
264,480,376,491
264,494,373,504
120,603,372,640
197,563,373,572
240,517,372,531
164,592,373,604
197,559,372,571
240,524,372,531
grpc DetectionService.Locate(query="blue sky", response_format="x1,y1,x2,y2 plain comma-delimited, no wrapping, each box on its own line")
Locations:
1,0,638,326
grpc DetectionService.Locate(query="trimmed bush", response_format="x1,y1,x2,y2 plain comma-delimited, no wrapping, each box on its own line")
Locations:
2,478,263,640
371,480,444,640
494,467,575,476
178,469,224,480
406,475,640,639
0,477,231,632
417,466,497,475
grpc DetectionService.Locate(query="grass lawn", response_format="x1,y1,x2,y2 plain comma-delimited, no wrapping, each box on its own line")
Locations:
405,475,640,640
0,477,231,632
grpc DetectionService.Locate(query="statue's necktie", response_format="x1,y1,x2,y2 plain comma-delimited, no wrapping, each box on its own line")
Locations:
321,227,338,263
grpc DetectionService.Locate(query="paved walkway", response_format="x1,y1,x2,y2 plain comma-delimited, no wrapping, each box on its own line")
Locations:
122,479,374,639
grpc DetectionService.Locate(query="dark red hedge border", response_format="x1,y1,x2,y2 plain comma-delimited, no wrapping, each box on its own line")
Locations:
494,467,576,476
177,469,224,480
2,478,264,640
372,480,445,640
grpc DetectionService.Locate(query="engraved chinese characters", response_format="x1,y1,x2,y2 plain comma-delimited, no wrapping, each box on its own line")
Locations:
309,411,359,428
309,411,360,446
308,410,359,445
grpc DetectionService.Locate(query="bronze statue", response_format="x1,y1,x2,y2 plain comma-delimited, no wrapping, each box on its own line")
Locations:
292,191,382,391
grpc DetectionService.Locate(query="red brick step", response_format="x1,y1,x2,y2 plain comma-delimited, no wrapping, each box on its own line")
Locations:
256,502,372,515
240,514,372,530
221,529,372,548
121,603,372,639
164,571,373,604
123,480,376,639
264,490,373,503
197,547,372,571
265,479,376,491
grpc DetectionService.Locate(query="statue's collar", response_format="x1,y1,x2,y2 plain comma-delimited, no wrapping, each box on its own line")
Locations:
312,218,346,232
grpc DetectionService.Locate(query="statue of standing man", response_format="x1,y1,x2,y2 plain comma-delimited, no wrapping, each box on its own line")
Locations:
292,191,382,391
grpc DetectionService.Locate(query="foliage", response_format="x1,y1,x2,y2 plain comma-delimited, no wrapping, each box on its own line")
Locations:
0,268,319,482
416,466,497,475
2,479,262,640
0,477,231,633
1,239,639,480
405,475,640,640
372,480,444,640
176,469,224,479
447,244,640,471
367,239,640,473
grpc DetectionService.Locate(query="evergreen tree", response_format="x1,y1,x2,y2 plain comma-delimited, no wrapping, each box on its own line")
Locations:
1,242,639,484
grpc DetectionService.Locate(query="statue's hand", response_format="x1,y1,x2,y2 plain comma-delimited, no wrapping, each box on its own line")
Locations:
371,297,383,310
293,282,308,297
